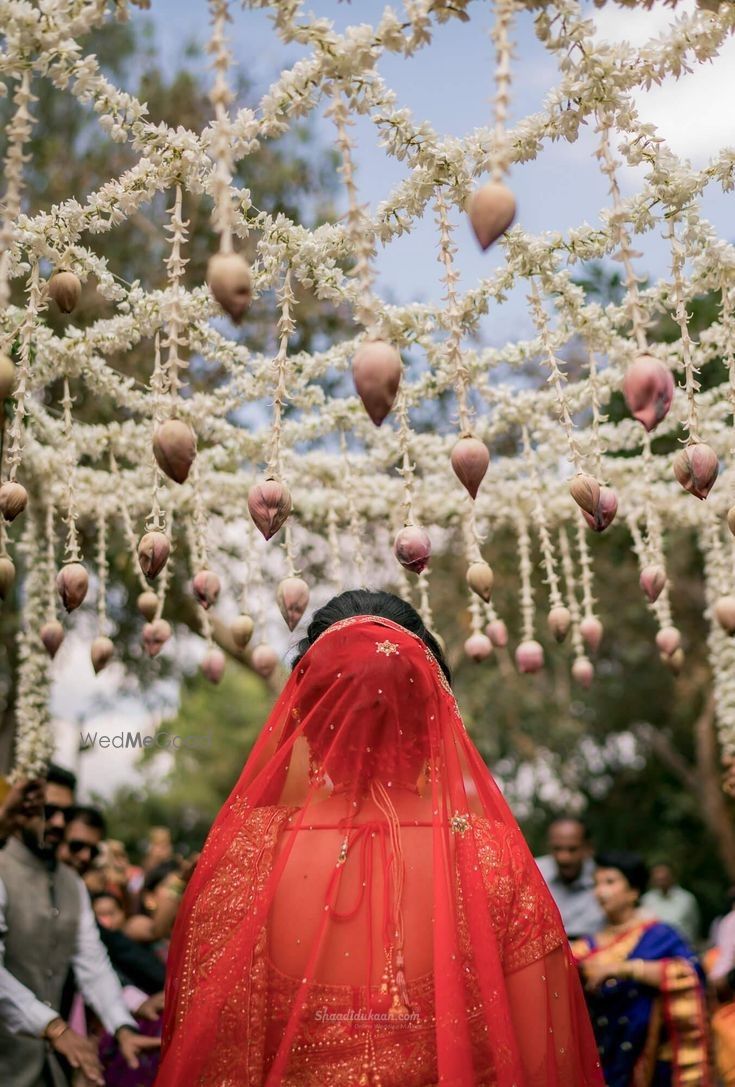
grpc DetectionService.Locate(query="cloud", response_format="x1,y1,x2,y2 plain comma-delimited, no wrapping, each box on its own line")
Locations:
592,0,735,162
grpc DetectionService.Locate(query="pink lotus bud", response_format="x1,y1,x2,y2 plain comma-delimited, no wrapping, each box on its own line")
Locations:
728,506,735,537
352,341,402,426
673,443,719,500
451,436,490,500
582,486,618,533
206,252,252,322
572,657,594,689
393,525,431,575
153,419,196,484
485,619,508,648
142,618,172,658
91,636,114,675
40,620,64,659
715,596,735,636
48,270,82,314
464,633,493,661
0,481,28,522
548,606,572,643
230,614,254,649
580,617,604,654
467,182,516,250
0,556,15,601
137,591,159,622
56,562,88,612
515,640,544,674
569,474,600,516
137,531,170,581
656,626,681,656
192,569,221,610
247,479,292,541
640,564,666,604
0,353,16,399
252,643,278,678
201,647,226,684
466,561,494,602
623,355,675,432
276,576,310,631
662,647,685,676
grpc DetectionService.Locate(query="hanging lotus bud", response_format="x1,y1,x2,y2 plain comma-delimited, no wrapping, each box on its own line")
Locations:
56,562,88,612
48,270,82,314
137,591,159,622
252,643,278,678
582,487,618,533
467,181,516,250
201,647,226,684
247,479,292,541
231,614,254,649
715,596,735,636
352,341,402,426
622,355,675,432
656,626,682,656
728,506,735,537
639,564,666,604
673,443,719,500
569,474,600,517
663,647,685,676
580,617,603,654
277,576,309,632
572,657,594,689
152,419,196,484
137,531,170,582
485,619,508,648
515,639,544,674
91,636,114,675
0,354,16,399
40,620,64,659
206,252,252,323
0,556,15,601
548,606,572,643
192,569,221,610
393,525,431,575
142,618,172,658
0,481,28,522
451,436,489,500
464,633,493,662
466,561,494,602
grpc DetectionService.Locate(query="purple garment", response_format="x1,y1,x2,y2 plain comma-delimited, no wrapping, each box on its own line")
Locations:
99,1014,161,1087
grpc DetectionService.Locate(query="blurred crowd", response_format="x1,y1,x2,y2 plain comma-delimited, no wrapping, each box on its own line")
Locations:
2,769,735,1085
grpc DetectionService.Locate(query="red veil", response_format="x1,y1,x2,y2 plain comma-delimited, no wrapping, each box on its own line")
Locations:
156,615,603,1086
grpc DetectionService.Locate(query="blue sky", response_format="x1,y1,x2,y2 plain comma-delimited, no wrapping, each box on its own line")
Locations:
136,0,735,345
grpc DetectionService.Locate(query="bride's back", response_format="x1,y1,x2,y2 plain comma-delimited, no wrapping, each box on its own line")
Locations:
269,790,438,985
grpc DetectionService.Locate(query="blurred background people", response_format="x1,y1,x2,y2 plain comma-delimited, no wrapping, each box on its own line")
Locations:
535,816,604,939
641,861,701,946
573,850,710,1087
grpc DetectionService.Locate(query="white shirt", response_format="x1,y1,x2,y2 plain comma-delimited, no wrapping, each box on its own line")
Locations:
0,870,137,1038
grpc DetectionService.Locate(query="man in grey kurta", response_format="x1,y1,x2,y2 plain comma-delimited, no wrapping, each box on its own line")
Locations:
0,764,158,1087
535,816,604,939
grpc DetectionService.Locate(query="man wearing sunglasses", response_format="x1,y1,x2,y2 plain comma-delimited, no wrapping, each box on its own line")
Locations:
0,763,159,1086
58,807,106,880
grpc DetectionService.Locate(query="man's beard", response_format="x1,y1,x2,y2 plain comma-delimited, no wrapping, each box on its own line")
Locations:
20,825,60,864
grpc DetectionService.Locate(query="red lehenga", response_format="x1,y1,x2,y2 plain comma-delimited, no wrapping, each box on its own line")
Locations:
156,616,603,1086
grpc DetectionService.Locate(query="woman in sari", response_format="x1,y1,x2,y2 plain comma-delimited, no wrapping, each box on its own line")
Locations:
155,590,603,1086
573,850,710,1086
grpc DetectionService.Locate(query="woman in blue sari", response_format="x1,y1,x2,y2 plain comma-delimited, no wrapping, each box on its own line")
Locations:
572,850,710,1086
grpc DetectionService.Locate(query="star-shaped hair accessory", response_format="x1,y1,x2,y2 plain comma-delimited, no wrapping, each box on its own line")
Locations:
376,639,400,656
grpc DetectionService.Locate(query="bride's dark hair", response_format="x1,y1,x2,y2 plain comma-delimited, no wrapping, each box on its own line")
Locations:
291,588,451,684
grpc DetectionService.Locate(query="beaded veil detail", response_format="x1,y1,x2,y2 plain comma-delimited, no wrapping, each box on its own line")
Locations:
156,616,603,1086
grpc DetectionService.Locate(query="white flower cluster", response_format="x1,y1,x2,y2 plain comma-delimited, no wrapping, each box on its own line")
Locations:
1,0,735,769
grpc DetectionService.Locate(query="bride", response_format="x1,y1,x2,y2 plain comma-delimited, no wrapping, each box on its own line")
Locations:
155,590,603,1086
